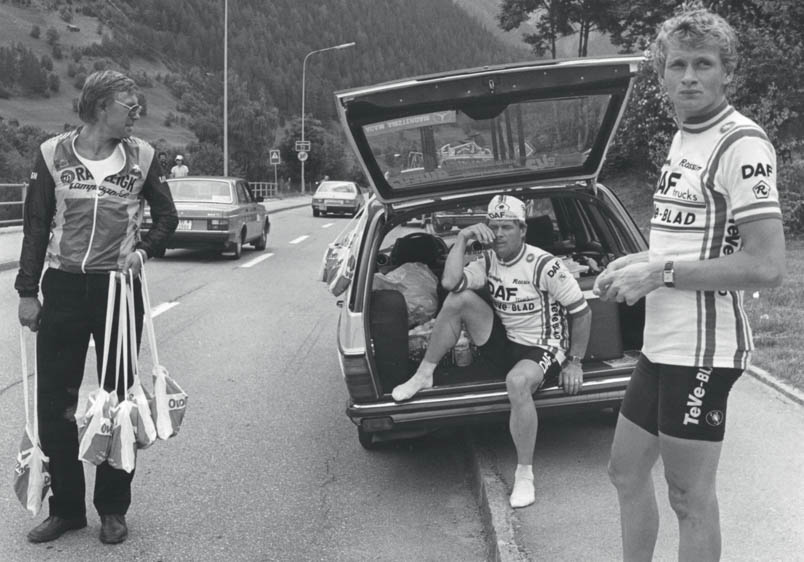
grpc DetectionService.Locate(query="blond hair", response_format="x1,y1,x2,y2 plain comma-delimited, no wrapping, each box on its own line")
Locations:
652,8,739,77
77,70,137,124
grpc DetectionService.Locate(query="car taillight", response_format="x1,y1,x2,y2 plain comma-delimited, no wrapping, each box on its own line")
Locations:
142,218,153,228
207,218,229,230
340,354,375,401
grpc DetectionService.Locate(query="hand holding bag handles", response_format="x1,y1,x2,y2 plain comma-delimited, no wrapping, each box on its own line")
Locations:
13,329,51,516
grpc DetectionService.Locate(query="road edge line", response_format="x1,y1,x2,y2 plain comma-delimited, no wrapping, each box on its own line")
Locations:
465,430,528,562
745,365,804,406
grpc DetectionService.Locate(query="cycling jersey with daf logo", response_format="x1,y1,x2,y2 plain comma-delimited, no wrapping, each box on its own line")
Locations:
458,243,588,356
15,129,178,298
644,101,782,369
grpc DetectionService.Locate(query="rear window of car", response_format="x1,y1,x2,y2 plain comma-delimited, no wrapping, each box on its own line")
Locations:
317,182,356,194
362,95,611,192
169,180,233,203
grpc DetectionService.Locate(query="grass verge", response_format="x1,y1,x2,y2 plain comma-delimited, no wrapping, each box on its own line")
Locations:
602,169,804,393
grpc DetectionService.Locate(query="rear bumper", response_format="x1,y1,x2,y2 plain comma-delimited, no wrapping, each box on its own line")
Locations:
313,201,359,213
347,374,629,433
167,231,236,249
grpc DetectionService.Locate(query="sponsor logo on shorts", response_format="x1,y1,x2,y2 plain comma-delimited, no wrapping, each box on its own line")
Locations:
683,367,712,426
705,410,723,426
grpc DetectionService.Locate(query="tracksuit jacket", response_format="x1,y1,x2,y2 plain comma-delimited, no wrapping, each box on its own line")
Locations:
15,130,178,297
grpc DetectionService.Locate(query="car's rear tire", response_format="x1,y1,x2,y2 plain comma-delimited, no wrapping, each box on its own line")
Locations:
313,208,320,217
253,221,269,250
357,427,377,450
152,247,166,258
228,235,243,260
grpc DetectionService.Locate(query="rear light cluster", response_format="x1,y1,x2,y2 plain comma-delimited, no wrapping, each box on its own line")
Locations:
207,218,229,230
141,218,153,228
341,354,375,401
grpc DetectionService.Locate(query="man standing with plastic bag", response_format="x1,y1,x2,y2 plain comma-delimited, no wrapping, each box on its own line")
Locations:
14,70,177,545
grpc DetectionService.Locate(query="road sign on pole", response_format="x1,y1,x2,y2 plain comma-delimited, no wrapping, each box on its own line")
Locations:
297,150,308,162
295,141,311,152
269,149,281,165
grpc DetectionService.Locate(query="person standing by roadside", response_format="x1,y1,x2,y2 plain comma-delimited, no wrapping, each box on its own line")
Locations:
157,151,169,175
170,154,189,178
15,70,178,545
596,9,785,561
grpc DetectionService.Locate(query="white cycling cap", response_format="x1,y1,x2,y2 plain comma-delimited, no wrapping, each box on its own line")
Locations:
487,195,526,222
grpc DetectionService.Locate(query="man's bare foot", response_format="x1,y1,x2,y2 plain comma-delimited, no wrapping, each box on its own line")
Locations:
392,372,433,401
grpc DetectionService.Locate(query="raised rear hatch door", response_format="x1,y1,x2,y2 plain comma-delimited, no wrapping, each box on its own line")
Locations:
335,56,642,205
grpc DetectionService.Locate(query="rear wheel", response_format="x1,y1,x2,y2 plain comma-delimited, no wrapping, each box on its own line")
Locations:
227,234,243,260
253,221,269,250
313,208,320,217
152,247,166,258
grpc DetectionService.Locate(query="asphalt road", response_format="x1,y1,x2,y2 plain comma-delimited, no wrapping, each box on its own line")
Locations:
0,207,485,561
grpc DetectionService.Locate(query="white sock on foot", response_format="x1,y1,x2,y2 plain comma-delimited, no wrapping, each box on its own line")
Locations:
392,363,435,402
510,465,535,508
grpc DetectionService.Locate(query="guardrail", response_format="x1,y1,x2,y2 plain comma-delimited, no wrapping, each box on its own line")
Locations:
1,181,280,229
0,183,25,227
248,182,278,199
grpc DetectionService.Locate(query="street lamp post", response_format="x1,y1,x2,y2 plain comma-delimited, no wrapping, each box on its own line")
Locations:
223,0,228,176
300,41,355,194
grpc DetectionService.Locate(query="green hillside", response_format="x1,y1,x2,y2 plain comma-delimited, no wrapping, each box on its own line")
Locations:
0,1,195,146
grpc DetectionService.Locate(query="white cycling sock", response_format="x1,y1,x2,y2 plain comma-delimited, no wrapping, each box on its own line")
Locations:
391,361,435,401
510,465,535,508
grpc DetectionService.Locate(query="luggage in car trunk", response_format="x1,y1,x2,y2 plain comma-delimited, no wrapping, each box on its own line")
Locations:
369,290,412,393
583,295,624,361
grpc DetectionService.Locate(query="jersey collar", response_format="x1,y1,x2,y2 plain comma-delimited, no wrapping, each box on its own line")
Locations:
498,243,527,267
678,100,734,134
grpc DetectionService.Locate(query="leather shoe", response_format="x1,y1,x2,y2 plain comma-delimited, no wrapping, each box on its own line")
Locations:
27,515,87,543
99,514,128,544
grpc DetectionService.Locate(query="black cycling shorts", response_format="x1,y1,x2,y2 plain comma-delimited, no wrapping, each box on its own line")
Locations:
476,313,562,388
621,354,742,442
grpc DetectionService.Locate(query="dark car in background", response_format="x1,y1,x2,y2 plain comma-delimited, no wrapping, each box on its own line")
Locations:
141,176,269,259
324,56,648,449
312,180,365,217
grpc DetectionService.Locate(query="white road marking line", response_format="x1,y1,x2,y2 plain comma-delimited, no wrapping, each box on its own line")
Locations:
289,235,309,244
151,301,180,318
89,301,179,347
240,252,274,268
322,223,334,229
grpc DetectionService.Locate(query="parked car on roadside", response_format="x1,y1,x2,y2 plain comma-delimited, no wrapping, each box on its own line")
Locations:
141,176,270,259
324,56,648,449
312,180,365,217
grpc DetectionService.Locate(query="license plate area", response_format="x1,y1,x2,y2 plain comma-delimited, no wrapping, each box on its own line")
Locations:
177,219,193,231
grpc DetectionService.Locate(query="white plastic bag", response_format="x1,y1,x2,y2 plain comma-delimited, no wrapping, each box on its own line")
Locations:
122,270,157,449
13,329,51,516
77,272,118,466
373,262,439,327
108,273,138,473
321,203,370,297
140,262,188,440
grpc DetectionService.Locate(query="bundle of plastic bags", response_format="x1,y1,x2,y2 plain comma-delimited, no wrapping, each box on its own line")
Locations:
13,329,51,516
320,203,371,297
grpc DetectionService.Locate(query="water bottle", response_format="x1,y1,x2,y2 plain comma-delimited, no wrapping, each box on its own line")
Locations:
453,330,473,367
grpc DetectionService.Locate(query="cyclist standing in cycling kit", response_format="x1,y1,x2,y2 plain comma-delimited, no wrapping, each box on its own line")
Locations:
595,9,786,562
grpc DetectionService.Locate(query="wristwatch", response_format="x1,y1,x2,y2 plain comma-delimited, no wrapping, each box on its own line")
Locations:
663,261,675,288
565,354,582,365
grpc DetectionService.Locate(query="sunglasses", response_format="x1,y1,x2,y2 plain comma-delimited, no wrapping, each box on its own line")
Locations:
114,99,142,117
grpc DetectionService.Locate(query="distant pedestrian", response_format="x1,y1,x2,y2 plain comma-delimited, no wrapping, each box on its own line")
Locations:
15,69,178,546
170,155,189,178
597,8,785,561
157,151,169,175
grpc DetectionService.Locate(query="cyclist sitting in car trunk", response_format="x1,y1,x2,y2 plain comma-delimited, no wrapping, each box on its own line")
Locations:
392,194,592,508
